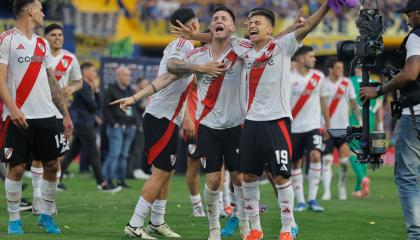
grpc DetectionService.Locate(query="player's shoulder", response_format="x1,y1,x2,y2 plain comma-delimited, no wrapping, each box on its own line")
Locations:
172,38,193,49
186,45,209,59
0,28,18,45
60,49,77,59
232,36,253,49
309,69,325,78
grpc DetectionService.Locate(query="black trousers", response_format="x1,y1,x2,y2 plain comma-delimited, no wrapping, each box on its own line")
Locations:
61,127,104,185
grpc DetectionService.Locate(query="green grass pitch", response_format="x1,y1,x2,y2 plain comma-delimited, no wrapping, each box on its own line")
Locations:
0,166,405,240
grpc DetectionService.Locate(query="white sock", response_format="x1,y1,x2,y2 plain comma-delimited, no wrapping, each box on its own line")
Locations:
276,182,294,233
223,171,231,207
129,197,151,227
308,162,322,201
205,185,220,230
233,184,250,237
5,178,22,221
322,155,333,194
242,181,261,231
56,170,61,182
230,190,237,217
190,194,203,211
151,199,167,226
41,179,57,215
291,168,305,203
338,158,349,187
31,167,43,199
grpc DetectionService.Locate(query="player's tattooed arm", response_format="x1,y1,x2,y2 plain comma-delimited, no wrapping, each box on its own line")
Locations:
167,58,225,77
47,68,70,118
62,79,83,97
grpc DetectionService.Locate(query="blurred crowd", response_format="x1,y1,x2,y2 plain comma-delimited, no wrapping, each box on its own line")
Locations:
136,0,409,29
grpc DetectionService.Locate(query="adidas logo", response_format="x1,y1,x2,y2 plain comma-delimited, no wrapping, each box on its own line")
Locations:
280,165,288,171
16,44,25,50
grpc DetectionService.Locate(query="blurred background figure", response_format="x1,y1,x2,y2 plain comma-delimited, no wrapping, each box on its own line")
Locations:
102,66,139,188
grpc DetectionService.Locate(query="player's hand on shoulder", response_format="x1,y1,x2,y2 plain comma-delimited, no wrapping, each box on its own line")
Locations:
200,61,225,77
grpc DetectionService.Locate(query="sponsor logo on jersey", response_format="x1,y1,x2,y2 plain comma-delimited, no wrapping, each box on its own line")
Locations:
16,44,25,50
245,58,274,69
4,148,13,160
18,55,46,63
170,154,177,166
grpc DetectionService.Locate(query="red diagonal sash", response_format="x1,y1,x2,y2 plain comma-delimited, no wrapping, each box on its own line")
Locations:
329,78,349,118
0,37,47,148
292,73,321,118
196,50,238,124
147,80,195,165
54,54,73,81
247,42,276,111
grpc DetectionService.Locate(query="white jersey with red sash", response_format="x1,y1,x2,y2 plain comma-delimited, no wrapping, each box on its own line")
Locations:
231,33,301,121
145,37,194,126
186,44,245,129
324,77,356,129
290,69,326,133
144,38,194,164
0,28,55,120
52,49,82,118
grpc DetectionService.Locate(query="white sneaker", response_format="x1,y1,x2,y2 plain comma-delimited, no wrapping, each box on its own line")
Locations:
321,191,331,200
147,222,181,238
208,228,221,240
32,197,41,215
192,206,206,217
338,183,347,200
133,169,150,180
124,224,157,239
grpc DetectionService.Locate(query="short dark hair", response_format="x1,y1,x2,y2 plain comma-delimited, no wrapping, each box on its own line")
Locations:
44,23,63,35
13,0,36,16
326,56,341,69
170,8,196,28
81,62,95,73
212,5,236,23
249,7,275,26
292,45,314,60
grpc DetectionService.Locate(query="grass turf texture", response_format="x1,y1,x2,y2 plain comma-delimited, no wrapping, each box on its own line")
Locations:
0,166,405,240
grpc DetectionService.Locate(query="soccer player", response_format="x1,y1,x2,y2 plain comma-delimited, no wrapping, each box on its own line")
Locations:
231,5,338,240
321,57,361,201
31,23,83,215
183,82,206,217
112,8,225,239
289,45,329,212
167,6,248,239
0,0,73,235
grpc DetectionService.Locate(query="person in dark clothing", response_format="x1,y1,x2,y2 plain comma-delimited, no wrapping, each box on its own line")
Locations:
60,62,121,193
102,66,139,187
127,78,151,179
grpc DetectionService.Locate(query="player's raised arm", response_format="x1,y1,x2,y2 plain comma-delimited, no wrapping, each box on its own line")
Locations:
171,20,213,43
294,3,330,43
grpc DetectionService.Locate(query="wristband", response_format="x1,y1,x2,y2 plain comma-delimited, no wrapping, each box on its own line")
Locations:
150,83,157,93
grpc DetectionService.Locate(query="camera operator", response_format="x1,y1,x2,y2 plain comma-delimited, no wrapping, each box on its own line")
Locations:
361,1,420,239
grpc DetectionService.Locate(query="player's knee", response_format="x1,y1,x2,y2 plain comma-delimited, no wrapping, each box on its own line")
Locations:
243,173,258,183
274,174,291,185
230,171,242,186
206,172,221,190
310,150,321,163
43,160,60,173
7,163,26,180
